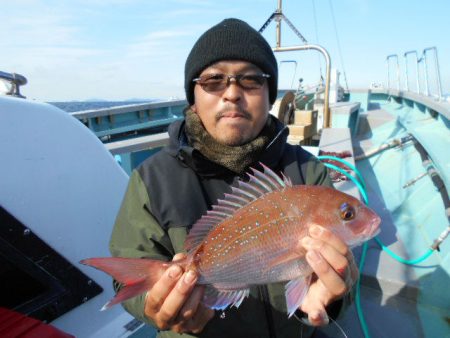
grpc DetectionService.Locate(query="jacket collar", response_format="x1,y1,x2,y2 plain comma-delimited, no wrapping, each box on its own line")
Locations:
165,115,289,178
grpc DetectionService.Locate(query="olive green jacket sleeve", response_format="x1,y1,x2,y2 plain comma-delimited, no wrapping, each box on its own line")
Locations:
109,170,186,326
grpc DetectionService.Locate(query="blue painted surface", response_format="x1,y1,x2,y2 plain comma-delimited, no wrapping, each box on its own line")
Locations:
331,108,359,130
81,102,185,138
349,91,449,336
73,92,449,336
352,93,449,267
129,325,157,338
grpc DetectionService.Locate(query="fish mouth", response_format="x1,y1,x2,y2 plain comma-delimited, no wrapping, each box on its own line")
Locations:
366,214,381,239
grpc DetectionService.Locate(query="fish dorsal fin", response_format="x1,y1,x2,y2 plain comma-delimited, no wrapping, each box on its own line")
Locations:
184,163,291,252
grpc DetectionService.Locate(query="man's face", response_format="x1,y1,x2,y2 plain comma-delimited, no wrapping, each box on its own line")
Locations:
191,61,271,146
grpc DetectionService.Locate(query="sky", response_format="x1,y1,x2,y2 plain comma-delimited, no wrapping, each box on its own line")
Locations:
1,0,449,102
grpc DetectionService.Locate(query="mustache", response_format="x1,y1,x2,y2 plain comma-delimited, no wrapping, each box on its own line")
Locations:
215,105,252,122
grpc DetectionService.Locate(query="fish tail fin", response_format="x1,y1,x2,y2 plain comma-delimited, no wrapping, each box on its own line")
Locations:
80,257,172,309
100,280,150,310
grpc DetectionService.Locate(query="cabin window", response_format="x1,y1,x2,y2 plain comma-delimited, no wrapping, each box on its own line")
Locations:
0,254,48,308
0,206,102,322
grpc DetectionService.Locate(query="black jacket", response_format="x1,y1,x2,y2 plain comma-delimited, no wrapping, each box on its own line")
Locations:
110,117,338,338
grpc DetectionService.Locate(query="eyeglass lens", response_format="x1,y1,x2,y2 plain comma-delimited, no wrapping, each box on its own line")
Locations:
193,74,269,92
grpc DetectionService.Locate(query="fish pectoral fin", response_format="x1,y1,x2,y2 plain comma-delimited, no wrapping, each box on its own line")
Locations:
285,275,311,317
202,285,250,311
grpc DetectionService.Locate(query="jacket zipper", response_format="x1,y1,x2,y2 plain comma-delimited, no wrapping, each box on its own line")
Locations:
259,285,277,338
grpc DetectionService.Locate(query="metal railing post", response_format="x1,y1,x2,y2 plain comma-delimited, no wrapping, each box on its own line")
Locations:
276,0,282,48
386,54,400,90
422,51,430,96
423,47,443,100
273,44,332,128
260,1,331,128
403,50,420,93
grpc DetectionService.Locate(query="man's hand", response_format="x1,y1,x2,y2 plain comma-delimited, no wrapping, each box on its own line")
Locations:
298,225,358,326
144,254,215,334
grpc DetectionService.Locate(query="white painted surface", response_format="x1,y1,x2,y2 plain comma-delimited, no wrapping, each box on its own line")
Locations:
330,68,340,104
0,96,137,337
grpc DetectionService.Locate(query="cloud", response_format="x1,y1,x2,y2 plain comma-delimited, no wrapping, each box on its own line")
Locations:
124,30,192,58
0,10,104,75
1,13,78,46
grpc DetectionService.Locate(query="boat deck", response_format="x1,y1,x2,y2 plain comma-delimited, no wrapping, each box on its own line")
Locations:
318,91,449,337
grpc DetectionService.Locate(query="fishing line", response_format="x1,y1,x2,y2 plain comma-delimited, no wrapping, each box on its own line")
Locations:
317,155,366,191
321,156,437,265
296,312,348,337
329,316,348,338
320,155,441,338
311,0,324,81
328,0,349,91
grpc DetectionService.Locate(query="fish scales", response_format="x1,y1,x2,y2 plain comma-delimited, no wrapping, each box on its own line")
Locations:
81,164,381,315
194,188,310,285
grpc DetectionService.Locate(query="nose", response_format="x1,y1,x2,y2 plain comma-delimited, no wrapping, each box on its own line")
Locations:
222,78,243,103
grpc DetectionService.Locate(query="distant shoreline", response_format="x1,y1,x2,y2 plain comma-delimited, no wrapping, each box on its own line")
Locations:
48,100,158,113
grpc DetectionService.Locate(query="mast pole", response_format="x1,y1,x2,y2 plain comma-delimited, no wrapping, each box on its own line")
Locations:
276,0,282,47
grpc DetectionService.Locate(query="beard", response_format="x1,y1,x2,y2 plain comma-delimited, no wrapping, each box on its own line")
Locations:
213,105,255,146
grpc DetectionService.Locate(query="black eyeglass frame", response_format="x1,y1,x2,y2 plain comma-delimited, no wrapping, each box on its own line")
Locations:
192,73,270,92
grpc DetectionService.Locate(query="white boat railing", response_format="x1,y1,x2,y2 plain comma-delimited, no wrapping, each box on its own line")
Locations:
403,50,420,92
387,47,444,101
421,47,443,99
386,54,400,91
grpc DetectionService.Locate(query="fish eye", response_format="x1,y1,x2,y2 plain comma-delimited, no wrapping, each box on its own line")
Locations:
340,203,355,221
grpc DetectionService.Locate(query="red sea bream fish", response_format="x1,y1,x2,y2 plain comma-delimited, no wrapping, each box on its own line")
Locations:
81,164,380,316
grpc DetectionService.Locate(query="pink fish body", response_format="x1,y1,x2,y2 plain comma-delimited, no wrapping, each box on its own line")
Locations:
82,164,380,315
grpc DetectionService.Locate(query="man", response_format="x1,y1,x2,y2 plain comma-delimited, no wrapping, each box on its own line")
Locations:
110,18,357,337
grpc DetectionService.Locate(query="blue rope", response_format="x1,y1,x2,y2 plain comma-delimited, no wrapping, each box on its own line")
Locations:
320,155,437,338
317,155,366,191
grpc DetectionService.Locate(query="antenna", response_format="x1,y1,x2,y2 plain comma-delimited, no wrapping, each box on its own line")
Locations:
258,0,308,46
258,1,333,128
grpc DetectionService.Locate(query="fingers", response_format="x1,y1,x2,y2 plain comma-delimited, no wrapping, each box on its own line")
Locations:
303,226,358,292
306,309,330,326
309,225,348,256
145,265,183,313
161,270,199,322
144,251,200,329
176,284,205,323
144,253,213,334
297,279,331,327
173,252,187,261
305,250,348,298
144,265,184,328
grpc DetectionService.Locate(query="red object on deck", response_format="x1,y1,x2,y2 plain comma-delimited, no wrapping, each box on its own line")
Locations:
0,308,74,338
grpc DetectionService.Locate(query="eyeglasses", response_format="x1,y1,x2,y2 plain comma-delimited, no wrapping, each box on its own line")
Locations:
192,73,270,92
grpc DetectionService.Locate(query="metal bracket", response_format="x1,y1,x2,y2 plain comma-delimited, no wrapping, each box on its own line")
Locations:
0,71,27,98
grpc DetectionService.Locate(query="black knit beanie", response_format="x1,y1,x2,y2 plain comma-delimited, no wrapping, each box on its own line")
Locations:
185,18,278,105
